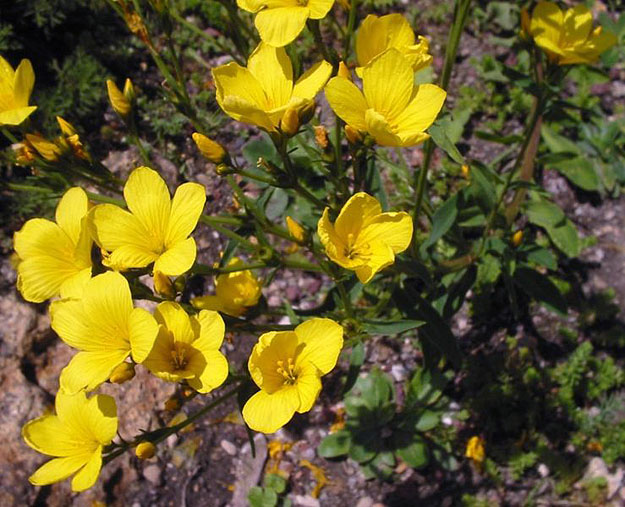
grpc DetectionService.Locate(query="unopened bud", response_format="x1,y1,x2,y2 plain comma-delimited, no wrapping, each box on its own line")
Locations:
257,157,281,175
461,164,470,178
56,116,77,137
106,79,132,117
512,230,523,247
314,126,329,149
215,163,233,175
123,78,135,103
153,270,175,299
344,125,363,145
109,362,136,384
173,275,186,294
338,61,352,80
135,441,156,460
13,142,36,165
286,216,306,243
192,132,227,164
164,396,181,411
25,133,62,162
280,108,300,137
298,101,316,125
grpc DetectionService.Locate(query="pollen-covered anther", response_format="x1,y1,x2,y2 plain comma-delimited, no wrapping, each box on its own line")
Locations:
276,358,297,384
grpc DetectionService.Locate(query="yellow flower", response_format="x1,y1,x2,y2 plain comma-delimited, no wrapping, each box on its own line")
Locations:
106,79,132,117
237,0,335,47
192,132,228,164
465,436,485,463
49,271,159,393
13,187,92,303
317,192,413,283
142,302,229,393
22,390,117,492
355,14,432,77
25,133,62,162
0,55,37,126
88,166,206,276
242,318,343,433
212,42,332,132
529,1,617,65
192,257,262,317
135,441,156,460
286,216,306,243
56,116,89,160
325,49,446,147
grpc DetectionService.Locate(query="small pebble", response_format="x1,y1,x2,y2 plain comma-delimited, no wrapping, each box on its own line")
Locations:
221,439,237,456
143,464,161,485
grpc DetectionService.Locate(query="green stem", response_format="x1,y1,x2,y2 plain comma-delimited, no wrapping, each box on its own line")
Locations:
308,20,338,68
194,261,267,275
104,383,242,464
1,127,19,144
343,0,358,61
199,215,258,251
336,279,354,318
283,258,324,272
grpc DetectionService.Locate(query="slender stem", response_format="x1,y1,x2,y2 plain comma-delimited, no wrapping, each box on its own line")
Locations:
343,0,358,61
283,258,324,272
199,215,258,251
129,129,151,165
103,383,242,465
194,261,267,275
336,279,354,318
86,192,124,205
1,127,19,144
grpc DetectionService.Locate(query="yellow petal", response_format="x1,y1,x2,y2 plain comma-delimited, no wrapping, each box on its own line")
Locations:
360,211,414,254
324,77,368,131
248,331,299,392
356,15,387,67
362,49,413,120
307,0,334,19
16,255,81,303
60,349,129,393
365,108,403,147
295,318,343,375
104,244,160,271
0,106,37,126
128,307,160,363
88,203,153,252
152,237,197,276
0,55,15,82
212,62,268,112
237,0,264,12
242,387,300,433
394,84,446,141
294,363,322,412
254,6,309,47
55,187,89,245
187,349,229,393
384,13,416,49
14,218,73,260
29,454,91,487
562,5,592,47
59,267,92,299
49,299,90,349
353,241,395,284
70,449,102,492
123,166,171,245
13,59,35,107
85,394,118,443
193,310,226,351
22,415,84,457
292,60,332,101
222,95,276,131
335,192,382,239
155,302,195,343
165,182,205,247
248,43,293,109
530,2,563,47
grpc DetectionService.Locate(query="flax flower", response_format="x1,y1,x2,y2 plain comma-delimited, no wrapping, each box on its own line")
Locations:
355,14,432,77
50,271,159,393
192,257,262,317
212,42,332,132
88,166,206,276
237,0,335,47
13,187,92,303
325,49,446,147
243,318,343,433
529,1,616,65
142,302,228,393
22,390,117,492
318,192,413,283
0,55,36,126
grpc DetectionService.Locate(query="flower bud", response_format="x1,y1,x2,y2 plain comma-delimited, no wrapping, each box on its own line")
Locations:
344,125,363,145
13,142,37,165
153,270,175,299
280,108,300,137
297,101,316,125
135,441,156,460
338,61,352,81
173,275,186,294
286,216,306,243
192,132,227,164
56,116,77,137
106,79,132,117
25,134,62,162
123,78,135,103
461,164,470,179
314,126,329,149
512,230,523,247
215,163,233,175
109,362,136,384
465,436,485,463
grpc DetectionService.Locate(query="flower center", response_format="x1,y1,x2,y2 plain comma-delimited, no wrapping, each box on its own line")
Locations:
170,342,189,371
343,233,370,261
276,358,298,385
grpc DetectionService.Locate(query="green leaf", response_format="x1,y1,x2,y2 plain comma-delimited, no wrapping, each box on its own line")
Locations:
475,131,522,145
265,188,289,221
421,194,458,250
513,266,567,315
357,369,395,409
406,367,448,406
524,246,557,270
428,122,465,164
362,320,425,335
526,199,565,228
415,410,440,431
550,157,600,192
264,473,287,494
546,218,580,257
396,439,428,468
243,137,279,166
318,430,351,458
343,341,365,394
248,487,278,507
